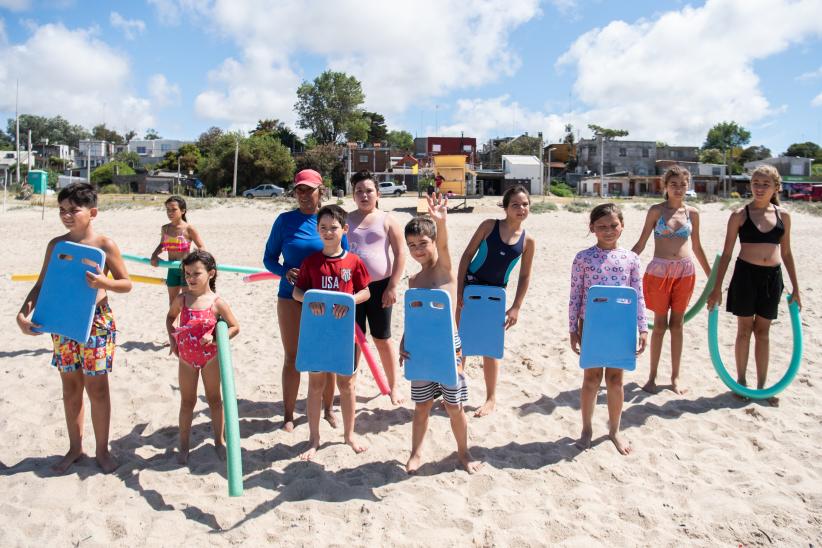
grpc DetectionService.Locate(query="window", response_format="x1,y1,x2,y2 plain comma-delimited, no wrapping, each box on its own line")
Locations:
619,147,627,157
432,144,441,152
160,144,173,152
712,167,721,176
462,145,472,152
137,146,147,154
790,162,803,176
589,145,597,156
642,148,649,158
359,155,369,163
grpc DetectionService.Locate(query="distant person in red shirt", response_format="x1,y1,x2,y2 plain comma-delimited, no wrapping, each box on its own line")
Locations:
293,204,371,461
435,173,444,190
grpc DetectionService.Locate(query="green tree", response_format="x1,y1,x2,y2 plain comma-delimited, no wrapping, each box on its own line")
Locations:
7,114,89,148
0,129,13,150
195,126,224,156
699,148,724,164
344,116,369,143
198,133,295,194
295,70,366,144
113,150,141,168
144,128,162,140
364,111,387,143
90,161,135,185
156,151,179,171
387,130,414,151
252,118,304,152
588,124,629,139
703,121,751,150
92,124,124,144
739,145,772,163
784,141,820,159
296,143,343,177
124,129,137,143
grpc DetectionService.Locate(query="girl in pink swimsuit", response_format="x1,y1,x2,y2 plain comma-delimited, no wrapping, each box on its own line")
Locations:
150,196,207,304
166,251,240,465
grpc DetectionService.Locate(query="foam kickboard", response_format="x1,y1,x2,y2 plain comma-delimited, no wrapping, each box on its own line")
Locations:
459,285,506,358
404,288,458,386
579,285,638,371
296,289,356,375
32,241,106,342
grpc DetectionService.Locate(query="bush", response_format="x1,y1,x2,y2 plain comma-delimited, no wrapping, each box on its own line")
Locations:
99,183,122,194
550,182,574,197
530,201,557,213
730,191,741,199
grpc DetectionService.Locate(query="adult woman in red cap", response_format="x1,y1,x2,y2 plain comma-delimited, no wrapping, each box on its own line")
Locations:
264,169,344,431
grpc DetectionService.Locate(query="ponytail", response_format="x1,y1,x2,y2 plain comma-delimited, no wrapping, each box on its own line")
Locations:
166,195,188,222
181,250,217,292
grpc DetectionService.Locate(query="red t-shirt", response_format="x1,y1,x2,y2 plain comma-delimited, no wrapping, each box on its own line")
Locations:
295,251,371,295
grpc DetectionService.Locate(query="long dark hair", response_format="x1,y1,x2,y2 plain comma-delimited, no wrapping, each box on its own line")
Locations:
166,195,188,222
589,202,623,226
181,250,217,291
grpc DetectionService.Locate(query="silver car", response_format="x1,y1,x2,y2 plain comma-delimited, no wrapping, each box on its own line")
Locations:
244,184,284,198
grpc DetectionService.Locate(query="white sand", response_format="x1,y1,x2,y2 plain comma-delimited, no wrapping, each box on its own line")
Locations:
1,196,820,546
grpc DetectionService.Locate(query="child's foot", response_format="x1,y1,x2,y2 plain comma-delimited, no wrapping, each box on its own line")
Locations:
300,438,320,461
324,407,338,429
458,451,483,474
641,379,658,394
474,398,496,417
767,396,780,407
214,444,227,461
575,429,593,451
282,415,296,432
176,447,189,465
733,379,751,402
406,452,423,474
51,448,85,474
609,432,632,455
95,450,119,473
390,392,405,405
345,435,368,455
670,379,687,395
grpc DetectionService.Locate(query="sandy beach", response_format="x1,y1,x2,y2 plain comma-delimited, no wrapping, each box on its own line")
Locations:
1,195,820,546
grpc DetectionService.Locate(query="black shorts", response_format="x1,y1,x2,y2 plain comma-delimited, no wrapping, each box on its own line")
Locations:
356,277,393,340
726,258,783,320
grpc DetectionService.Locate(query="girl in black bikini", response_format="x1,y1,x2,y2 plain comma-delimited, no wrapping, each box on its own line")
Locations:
707,165,801,403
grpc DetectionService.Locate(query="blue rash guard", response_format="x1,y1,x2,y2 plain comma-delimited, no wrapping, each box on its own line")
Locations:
263,209,349,299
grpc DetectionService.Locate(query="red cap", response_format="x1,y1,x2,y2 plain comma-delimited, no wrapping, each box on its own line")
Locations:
294,169,323,188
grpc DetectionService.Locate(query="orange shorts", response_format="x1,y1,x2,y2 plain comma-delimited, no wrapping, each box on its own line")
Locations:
643,258,696,315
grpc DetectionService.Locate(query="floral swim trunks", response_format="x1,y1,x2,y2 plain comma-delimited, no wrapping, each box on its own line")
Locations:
51,303,117,376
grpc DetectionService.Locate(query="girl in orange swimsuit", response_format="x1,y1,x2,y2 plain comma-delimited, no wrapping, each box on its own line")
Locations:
166,251,240,464
150,196,207,303
632,166,711,395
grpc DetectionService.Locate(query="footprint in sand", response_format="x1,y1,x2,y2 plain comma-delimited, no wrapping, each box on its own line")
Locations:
522,357,543,377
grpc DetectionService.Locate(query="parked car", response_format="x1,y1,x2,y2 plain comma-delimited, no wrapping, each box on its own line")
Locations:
685,189,697,198
378,181,407,196
243,184,284,198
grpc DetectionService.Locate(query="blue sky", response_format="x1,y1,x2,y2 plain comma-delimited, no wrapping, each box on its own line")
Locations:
1,0,821,155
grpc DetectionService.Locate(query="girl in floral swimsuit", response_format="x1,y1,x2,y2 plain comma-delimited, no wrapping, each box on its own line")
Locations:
166,251,239,465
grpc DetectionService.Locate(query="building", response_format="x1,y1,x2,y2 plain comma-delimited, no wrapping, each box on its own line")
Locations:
576,138,657,176
656,160,725,195
656,145,700,162
744,156,815,178
77,139,114,178
502,155,542,195
414,136,477,165
118,139,191,161
346,146,393,174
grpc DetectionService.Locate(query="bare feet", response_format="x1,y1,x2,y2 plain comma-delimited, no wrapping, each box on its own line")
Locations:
176,447,189,465
458,451,483,474
390,392,406,406
300,438,320,461
345,435,368,455
282,416,295,432
767,396,780,407
473,398,496,417
575,429,592,451
324,407,338,429
670,379,687,395
215,444,227,461
609,432,632,455
51,448,85,474
641,379,658,394
95,450,119,473
406,452,423,474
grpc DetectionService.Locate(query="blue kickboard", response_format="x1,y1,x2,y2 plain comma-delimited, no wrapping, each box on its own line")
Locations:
32,241,106,343
459,285,506,359
579,285,638,371
404,289,459,386
296,290,356,375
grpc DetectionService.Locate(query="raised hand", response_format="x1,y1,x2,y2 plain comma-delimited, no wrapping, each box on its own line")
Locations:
426,192,448,222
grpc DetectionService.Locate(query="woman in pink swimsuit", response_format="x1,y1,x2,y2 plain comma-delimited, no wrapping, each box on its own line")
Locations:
166,251,239,465
347,171,406,404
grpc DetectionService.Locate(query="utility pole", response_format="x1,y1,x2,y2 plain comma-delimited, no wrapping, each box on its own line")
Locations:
599,133,605,197
231,136,239,197
15,80,20,186
538,131,544,195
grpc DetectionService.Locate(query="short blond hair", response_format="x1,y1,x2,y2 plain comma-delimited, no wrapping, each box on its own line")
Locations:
750,164,782,205
661,165,691,187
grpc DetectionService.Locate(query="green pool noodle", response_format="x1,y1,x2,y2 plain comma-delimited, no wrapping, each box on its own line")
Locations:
216,320,243,496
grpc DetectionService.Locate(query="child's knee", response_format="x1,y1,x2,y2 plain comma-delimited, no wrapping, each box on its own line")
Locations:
180,393,197,410
414,400,435,415
652,318,668,332
83,376,110,401
206,393,223,411
604,369,623,386
443,401,463,416
335,374,355,391
308,374,326,393
582,369,603,387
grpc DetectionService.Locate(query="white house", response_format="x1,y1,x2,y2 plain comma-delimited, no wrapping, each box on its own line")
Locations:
744,157,814,177
125,139,190,160
502,155,543,195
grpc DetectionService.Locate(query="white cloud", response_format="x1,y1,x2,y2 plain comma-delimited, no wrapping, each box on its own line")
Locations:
556,0,822,145
812,92,822,107
549,0,578,16
797,66,822,81
148,73,181,107
0,0,30,11
147,0,211,26
193,0,540,128
110,11,146,40
0,23,155,135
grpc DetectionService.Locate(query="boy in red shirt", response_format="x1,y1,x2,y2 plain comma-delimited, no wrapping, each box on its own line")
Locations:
293,204,371,461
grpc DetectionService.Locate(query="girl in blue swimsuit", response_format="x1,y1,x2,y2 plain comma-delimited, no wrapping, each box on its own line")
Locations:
457,185,536,417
